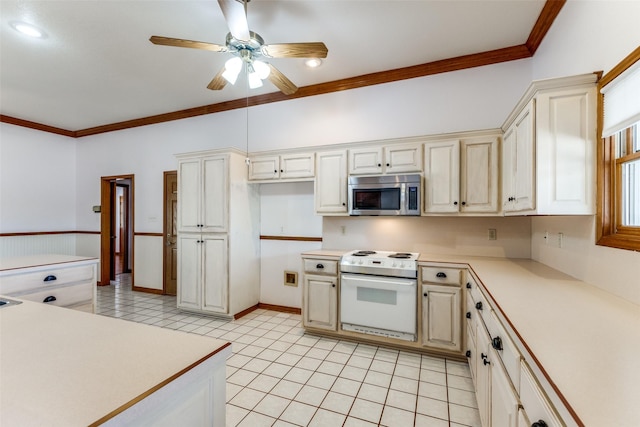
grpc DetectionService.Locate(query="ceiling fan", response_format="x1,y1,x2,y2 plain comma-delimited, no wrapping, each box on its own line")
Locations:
150,0,328,95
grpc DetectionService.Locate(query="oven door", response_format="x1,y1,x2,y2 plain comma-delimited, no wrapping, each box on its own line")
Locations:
340,273,416,337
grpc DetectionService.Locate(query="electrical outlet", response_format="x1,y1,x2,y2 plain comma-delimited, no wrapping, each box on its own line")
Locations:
488,228,497,240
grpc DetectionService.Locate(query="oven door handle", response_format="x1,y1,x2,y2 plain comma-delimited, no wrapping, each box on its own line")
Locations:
341,273,416,291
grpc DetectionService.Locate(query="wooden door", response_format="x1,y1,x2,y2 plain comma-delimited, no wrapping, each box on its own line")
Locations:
100,175,134,286
164,171,178,295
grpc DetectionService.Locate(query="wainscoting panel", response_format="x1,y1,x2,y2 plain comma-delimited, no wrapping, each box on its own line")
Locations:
0,234,77,258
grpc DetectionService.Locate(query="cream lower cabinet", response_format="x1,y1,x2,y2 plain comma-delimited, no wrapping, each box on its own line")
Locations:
420,265,463,353
302,257,339,331
177,234,227,314
315,150,348,215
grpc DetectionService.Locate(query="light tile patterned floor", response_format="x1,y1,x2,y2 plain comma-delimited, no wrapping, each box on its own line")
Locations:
96,275,481,427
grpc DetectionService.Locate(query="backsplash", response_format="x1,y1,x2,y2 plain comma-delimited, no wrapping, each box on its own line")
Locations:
322,216,532,259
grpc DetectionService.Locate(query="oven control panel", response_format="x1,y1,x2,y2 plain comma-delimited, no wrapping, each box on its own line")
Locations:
341,256,417,271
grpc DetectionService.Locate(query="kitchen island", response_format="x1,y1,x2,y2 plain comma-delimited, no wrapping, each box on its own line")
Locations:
0,298,231,426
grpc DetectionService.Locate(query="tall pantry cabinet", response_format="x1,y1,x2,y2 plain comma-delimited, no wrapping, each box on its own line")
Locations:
175,149,260,318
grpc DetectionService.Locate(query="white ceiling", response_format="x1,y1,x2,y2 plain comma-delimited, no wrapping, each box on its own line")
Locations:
0,0,546,131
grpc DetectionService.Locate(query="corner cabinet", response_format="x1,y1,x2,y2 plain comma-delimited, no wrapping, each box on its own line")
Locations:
423,135,500,215
176,150,260,318
302,256,339,331
502,73,597,215
315,150,348,215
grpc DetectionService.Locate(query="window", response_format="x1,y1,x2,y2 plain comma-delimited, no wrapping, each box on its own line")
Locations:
597,47,640,251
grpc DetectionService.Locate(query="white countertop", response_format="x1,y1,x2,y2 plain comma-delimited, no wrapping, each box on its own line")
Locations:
302,250,640,426
0,299,230,426
0,254,98,273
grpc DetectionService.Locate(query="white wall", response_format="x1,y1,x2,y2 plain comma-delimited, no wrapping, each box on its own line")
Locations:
528,0,640,304
259,182,322,308
323,216,532,259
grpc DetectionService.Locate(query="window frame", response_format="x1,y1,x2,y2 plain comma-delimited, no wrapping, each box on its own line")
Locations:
596,47,640,251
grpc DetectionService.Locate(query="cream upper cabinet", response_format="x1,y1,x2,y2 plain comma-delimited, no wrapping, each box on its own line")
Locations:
502,74,597,215
349,143,422,175
178,155,227,233
249,152,315,181
424,136,499,214
315,150,348,215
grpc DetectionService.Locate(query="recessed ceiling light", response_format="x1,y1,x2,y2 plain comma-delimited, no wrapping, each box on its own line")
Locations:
304,58,323,69
10,21,47,38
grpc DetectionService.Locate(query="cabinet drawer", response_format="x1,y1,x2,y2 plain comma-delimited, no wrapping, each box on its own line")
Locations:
470,283,492,327
0,265,95,295
465,293,477,344
520,361,563,427
18,281,94,308
420,266,462,285
303,259,338,275
486,310,521,390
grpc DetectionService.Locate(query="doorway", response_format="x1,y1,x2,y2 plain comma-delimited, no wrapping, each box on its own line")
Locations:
163,171,178,295
100,175,134,286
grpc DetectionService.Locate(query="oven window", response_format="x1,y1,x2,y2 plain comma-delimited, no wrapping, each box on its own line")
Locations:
356,286,397,305
354,188,400,210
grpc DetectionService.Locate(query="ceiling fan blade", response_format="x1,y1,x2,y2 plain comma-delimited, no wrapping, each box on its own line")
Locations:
261,42,328,59
218,0,250,42
206,68,228,91
267,64,298,95
150,36,228,52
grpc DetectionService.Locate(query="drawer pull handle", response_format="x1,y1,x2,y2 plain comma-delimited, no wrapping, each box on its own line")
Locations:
43,296,57,303
483,358,491,366
466,312,471,319
475,301,483,310
316,263,324,269
492,336,503,351
436,272,446,278
466,282,471,289
531,421,548,427
44,275,57,282
481,353,488,359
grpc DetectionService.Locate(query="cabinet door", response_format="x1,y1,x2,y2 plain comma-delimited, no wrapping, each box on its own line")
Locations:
315,150,348,214
535,86,596,214
475,323,492,427
504,100,536,213
385,143,422,173
424,140,460,213
249,155,279,180
177,234,201,310
348,147,384,175
303,274,337,331
460,137,499,213
178,159,202,233
201,156,227,232
202,235,228,314
490,349,519,427
421,284,462,351
280,153,315,179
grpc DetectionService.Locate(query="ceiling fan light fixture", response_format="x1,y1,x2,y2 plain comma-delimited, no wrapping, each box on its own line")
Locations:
304,58,323,68
222,56,242,84
252,60,270,79
247,64,263,89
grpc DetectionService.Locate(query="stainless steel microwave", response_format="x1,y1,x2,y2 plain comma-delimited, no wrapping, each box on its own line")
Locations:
348,174,421,216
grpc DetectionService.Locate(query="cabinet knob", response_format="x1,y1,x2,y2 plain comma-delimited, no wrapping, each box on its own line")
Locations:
453,201,458,205
481,353,488,359
531,421,548,427
274,169,278,173
475,301,483,310
43,295,57,303
377,163,381,167
465,350,471,358
436,272,446,278
466,312,471,319
386,163,390,167
280,169,284,173
423,292,428,297
461,201,466,206
466,282,471,289
508,196,515,202
316,263,324,269
332,284,336,288
492,336,503,351
483,358,491,366
43,275,57,282
342,203,346,206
